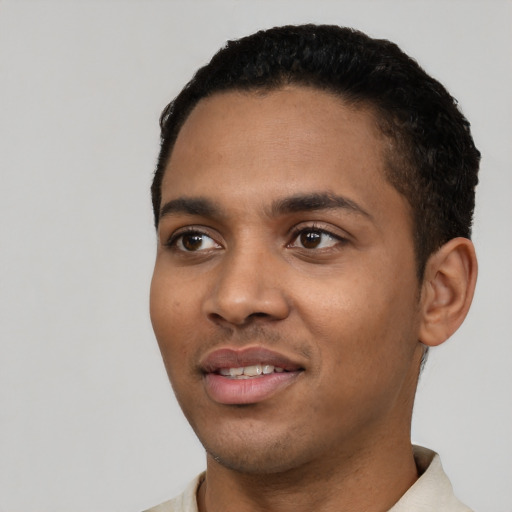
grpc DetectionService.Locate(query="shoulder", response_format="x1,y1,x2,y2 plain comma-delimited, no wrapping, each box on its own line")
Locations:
143,473,205,512
389,446,473,512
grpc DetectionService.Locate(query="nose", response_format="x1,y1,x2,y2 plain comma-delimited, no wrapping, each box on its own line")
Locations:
202,247,291,327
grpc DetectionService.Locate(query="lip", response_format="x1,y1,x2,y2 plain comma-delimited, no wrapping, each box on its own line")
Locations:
200,346,304,373
200,347,304,405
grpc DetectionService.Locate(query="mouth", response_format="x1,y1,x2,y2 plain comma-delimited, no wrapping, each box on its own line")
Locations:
200,347,305,405
218,363,287,379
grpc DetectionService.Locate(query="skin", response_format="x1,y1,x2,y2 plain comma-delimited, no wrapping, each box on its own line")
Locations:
150,86,477,512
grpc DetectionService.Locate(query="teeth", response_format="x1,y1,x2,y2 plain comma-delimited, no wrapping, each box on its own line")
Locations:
244,364,262,376
219,367,243,376
218,364,282,378
262,365,274,374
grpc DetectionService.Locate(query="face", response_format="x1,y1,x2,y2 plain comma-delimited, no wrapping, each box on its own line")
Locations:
150,86,425,475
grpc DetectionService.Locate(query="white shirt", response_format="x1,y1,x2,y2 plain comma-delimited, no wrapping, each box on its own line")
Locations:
144,446,472,512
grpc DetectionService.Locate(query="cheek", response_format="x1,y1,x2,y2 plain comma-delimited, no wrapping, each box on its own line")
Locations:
295,259,419,369
149,268,198,372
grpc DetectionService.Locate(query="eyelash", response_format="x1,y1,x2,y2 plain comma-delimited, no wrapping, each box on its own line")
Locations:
288,224,347,249
165,224,347,253
165,227,217,248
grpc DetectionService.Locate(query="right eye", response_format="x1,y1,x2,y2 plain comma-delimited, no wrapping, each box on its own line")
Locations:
169,230,221,252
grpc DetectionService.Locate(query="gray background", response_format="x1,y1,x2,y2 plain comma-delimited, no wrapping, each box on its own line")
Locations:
1,1,511,510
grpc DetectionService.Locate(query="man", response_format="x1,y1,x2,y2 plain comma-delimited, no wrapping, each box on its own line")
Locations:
146,24,479,512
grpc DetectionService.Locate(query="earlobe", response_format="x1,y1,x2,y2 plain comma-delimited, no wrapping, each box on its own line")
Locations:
419,237,478,347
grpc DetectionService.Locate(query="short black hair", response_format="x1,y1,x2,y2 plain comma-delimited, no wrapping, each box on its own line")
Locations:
151,24,480,279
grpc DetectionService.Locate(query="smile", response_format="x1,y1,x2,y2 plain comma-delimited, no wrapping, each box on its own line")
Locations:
218,364,286,378
200,347,304,405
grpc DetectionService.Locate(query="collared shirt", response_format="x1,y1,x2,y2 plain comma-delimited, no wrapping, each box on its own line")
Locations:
144,446,472,512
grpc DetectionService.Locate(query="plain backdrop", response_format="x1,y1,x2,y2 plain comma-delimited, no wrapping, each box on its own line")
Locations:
1,1,511,511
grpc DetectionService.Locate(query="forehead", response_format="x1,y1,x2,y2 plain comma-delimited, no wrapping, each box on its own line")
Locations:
162,86,407,226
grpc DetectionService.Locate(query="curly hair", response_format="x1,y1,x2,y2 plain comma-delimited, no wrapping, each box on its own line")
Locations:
151,24,480,279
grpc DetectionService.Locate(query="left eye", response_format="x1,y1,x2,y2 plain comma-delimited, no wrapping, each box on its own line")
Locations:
289,229,340,249
174,232,220,252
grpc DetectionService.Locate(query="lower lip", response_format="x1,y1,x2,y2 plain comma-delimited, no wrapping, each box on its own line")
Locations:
204,372,301,405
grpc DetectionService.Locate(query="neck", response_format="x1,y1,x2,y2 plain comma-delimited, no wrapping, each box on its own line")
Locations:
198,436,418,512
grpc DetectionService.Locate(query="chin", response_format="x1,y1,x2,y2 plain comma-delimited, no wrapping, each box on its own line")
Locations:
206,445,306,475
198,425,317,475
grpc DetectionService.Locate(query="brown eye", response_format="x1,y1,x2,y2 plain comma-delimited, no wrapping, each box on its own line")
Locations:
290,228,342,250
300,231,322,249
172,231,220,252
182,233,204,251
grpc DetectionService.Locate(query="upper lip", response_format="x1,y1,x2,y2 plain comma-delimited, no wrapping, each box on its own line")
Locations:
200,346,304,373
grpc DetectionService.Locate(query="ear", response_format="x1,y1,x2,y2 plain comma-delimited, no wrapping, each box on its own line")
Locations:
419,237,478,347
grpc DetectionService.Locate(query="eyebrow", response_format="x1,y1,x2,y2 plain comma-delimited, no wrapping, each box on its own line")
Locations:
159,192,371,222
159,197,221,220
270,192,371,218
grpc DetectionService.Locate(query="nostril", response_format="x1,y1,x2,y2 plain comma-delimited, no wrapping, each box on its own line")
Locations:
208,312,227,323
207,310,270,327
250,312,271,319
